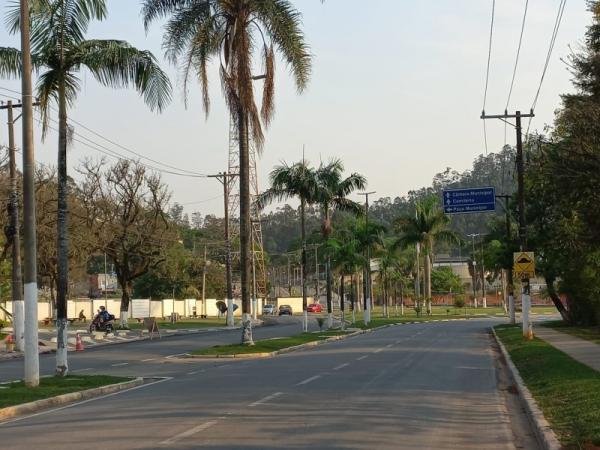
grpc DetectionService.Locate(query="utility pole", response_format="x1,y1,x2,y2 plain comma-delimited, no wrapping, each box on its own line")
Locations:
209,172,237,327
496,194,515,322
468,233,480,308
358,191,376,325
480,237,487,308
201,244,207,318
482,109,534,339
0,100,24,352
19,0,40,387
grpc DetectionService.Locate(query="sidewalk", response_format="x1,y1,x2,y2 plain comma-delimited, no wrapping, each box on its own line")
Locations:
535,326,600,372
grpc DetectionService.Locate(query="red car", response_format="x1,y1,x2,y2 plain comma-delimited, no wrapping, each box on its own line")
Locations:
307,303,323,313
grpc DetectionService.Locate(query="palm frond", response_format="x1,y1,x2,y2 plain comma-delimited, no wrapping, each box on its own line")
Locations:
78,40,172,111
0,47,22,78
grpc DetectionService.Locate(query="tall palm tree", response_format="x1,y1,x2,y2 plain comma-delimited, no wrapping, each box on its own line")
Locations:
0,0,171,376
395,196,461,315
142,0,311,344
377,239,401,319
328,235,362,329
315,159,366,327
257,160,317,332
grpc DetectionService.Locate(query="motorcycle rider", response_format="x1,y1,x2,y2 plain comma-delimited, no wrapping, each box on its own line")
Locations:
98,305,110,323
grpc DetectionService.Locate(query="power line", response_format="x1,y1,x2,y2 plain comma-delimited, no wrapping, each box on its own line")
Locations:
527,0,567,134
505,0,529,111
482,0,496,155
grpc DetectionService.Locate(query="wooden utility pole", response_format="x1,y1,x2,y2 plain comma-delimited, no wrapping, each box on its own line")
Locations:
0,101,23,352
481,110,534,338
19,0,40,387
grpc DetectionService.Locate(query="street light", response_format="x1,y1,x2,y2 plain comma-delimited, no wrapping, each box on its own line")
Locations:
467,234,480,308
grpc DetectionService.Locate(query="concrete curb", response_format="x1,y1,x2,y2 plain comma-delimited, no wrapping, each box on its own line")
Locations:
186,329,368,359
491,327,561,450
0,377,144,422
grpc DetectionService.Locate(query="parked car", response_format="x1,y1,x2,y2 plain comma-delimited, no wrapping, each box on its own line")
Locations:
307,303,323,313
278,305,293,316
263,304,276,315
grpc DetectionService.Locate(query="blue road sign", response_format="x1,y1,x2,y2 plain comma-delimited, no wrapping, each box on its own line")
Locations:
442,187,496,214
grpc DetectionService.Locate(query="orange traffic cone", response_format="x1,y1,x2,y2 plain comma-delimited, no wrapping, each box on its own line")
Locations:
4,334,15,352
75,333,85,351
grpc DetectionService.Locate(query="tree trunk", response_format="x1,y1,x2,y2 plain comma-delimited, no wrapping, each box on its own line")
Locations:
238,108,253,345
300,199,308,332
400,282,404,315
340,273,345,330
55,80,69,377
545,275,571,322
119,281,132,328
424,251,432,315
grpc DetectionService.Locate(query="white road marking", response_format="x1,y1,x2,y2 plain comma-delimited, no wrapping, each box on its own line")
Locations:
356,355,369,361
295,375,320,386
111,362,128,367
385,344,393,348
249,392,284,407
332,363,349,371
0,377,173,426
373,348,384,353
159,420,218,445
141,358,156,362
165,353,187,359
187,371,199,375
72,368,92,372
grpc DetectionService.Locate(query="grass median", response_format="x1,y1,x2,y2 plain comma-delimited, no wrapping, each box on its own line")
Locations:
495,324,600,449
541,320,600,345
0,375,133,409
126,317,226,330
191,330,350,356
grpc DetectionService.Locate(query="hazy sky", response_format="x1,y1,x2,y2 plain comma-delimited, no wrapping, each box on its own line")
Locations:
0,1,591,216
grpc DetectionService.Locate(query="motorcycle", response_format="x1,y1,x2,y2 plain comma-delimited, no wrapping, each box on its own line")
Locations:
89,314,115,333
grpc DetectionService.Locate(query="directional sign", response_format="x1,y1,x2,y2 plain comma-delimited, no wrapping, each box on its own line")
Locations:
442,187,496,214
514,252,535,279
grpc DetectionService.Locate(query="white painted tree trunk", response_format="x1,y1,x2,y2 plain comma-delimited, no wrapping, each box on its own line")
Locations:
24,282,39,387
482,297,487,308
352,309,356,324
509,294,515,324
241,313,254,345
303,311,308,332
364,299,371,324
327,312,333,329
227,299,235,327
55,317,68,376
13,300,24,352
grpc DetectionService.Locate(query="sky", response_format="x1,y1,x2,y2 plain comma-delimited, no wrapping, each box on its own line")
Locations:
0,0,591,217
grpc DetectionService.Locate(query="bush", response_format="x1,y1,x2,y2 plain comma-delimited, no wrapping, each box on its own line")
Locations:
453,295,466,309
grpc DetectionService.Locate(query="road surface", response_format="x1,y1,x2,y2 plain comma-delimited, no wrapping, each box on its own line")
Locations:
0,319,539,449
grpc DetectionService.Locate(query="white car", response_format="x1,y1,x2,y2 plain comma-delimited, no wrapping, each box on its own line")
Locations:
262,304,276,315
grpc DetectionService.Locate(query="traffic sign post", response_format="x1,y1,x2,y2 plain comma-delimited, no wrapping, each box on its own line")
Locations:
442,187,496,214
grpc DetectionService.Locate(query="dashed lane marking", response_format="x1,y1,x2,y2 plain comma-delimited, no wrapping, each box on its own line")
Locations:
356,355,369,361
159,420,218,445
249,392,284,407
332,363,349,371
295,375,320,386
111,362,128,367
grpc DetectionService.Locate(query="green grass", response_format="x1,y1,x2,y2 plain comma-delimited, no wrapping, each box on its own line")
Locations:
0,333,6,340
495,324,600,448
0,375,132,408
191,330,349,356
541,320,600,345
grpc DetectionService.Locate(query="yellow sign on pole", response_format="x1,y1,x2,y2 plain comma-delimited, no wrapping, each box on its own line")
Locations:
514,252,535,279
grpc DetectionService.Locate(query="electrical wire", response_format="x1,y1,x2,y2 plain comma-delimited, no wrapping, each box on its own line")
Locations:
505,0,529,112
482,0,496,155
527,0,567,135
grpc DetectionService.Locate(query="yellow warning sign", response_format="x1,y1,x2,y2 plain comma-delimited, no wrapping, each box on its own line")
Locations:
514,252,535,279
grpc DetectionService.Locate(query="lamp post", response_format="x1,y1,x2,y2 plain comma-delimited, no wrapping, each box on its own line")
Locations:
467,234,480,308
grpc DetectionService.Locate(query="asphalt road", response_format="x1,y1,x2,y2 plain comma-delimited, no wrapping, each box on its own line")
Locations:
0,319,539,449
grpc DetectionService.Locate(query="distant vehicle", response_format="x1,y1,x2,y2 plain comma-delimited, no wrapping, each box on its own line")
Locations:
307,303,323,313
263,304,276,315
278,305,293,316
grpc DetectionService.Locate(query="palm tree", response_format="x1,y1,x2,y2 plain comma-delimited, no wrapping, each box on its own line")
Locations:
257,160,317,332
328,235,363,329
350,218,385,324
395,196,461,315
0,0,171,375
376,239,401,319
315,159,366,327
142,0,311,344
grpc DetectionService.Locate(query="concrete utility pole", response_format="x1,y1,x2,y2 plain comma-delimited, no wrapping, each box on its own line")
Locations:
480,238,487,308
209,172,237,327
358,191,376,325
201,244,207,317
482,110,534,339
468,233,480,308
19,0,40,387
0,100,24,352
496,194,515,324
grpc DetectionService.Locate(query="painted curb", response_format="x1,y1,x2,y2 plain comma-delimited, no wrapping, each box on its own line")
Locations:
186,329,368,359
0,377,144,422
491,327,561,450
